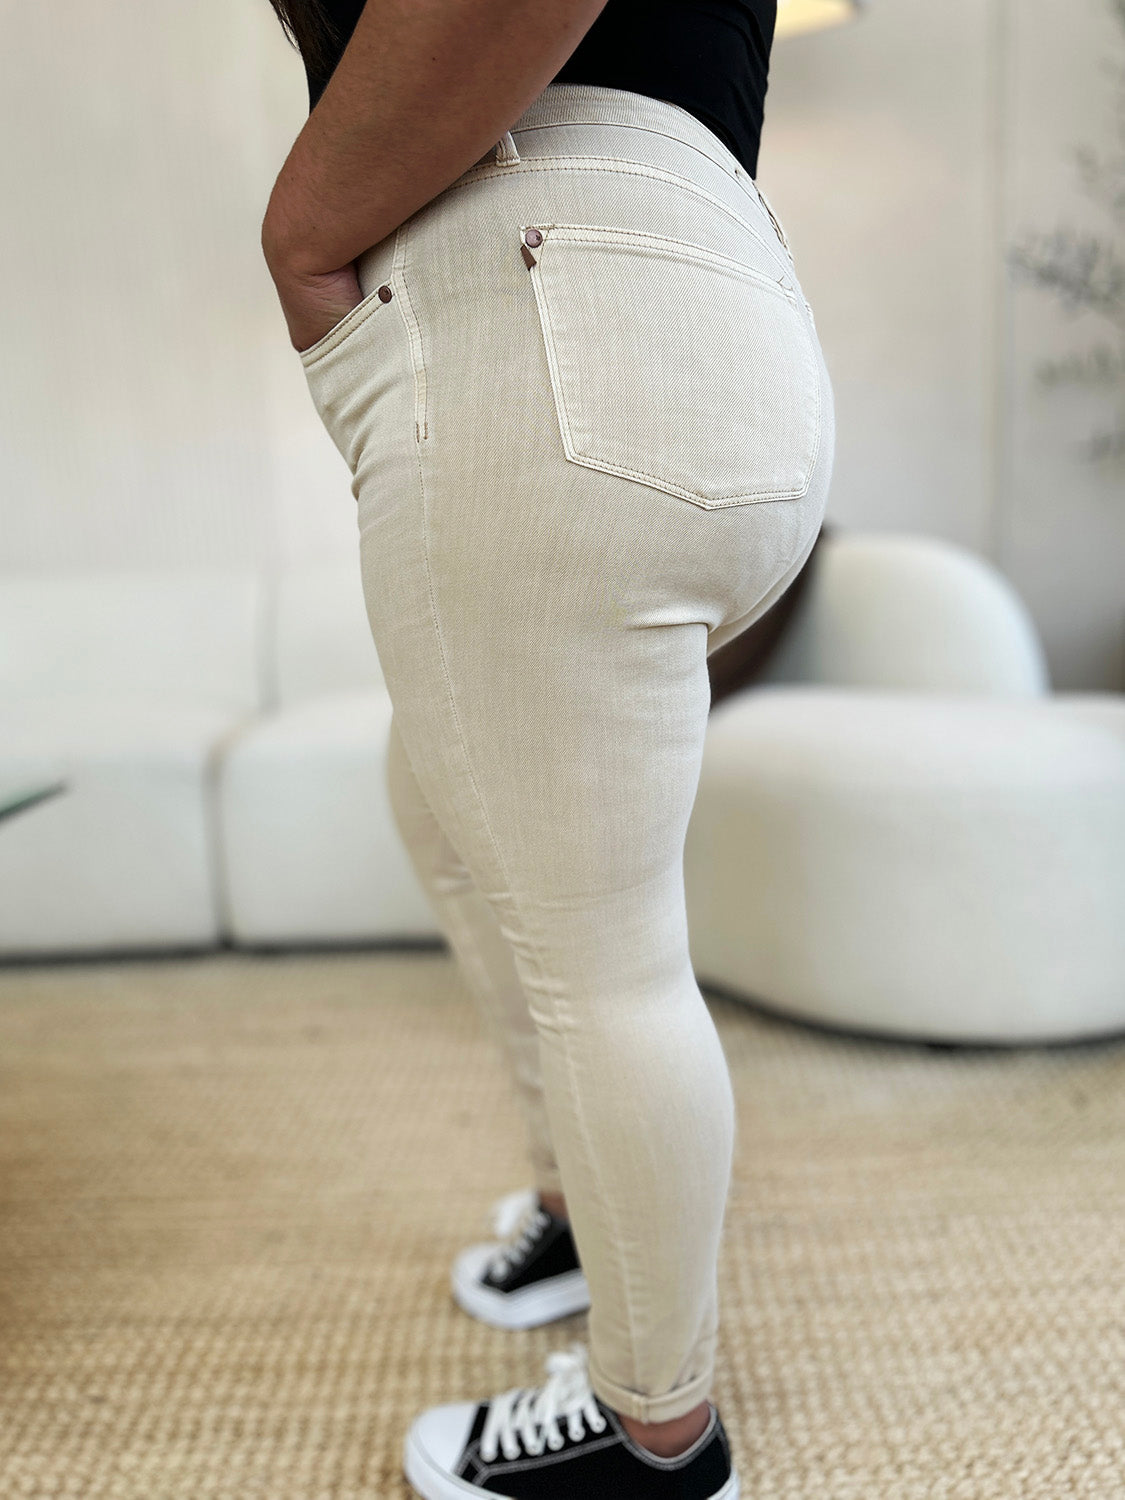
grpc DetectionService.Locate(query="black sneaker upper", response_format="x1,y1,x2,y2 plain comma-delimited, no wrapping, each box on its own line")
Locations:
453,1394,733,1499
480,1200,583,1294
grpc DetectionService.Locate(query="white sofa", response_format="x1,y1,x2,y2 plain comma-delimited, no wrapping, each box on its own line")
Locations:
0,572,262,954
216,562,433,946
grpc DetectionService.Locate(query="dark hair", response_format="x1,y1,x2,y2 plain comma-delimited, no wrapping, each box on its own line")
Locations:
265,0,344,84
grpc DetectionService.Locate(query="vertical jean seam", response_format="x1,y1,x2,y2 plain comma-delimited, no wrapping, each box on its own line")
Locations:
393,227,429,443
387,719,564,1193
410,425,645,1411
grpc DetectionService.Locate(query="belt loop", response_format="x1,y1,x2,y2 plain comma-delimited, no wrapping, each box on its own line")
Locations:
493,129,521,165
754,182,793,261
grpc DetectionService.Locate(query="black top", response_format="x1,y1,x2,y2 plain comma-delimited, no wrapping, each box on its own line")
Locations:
303,0,776,179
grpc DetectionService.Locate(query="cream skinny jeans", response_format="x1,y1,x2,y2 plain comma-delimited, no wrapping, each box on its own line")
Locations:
298,83,835,1425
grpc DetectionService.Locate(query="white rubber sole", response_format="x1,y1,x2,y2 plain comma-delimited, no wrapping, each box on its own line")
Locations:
450,1241,591,1330
403,1421,741,1500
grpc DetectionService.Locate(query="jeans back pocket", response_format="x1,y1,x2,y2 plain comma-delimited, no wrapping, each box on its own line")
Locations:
521,222,822,510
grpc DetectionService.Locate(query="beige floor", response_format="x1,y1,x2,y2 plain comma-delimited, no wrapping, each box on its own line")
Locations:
0,949,1122,1499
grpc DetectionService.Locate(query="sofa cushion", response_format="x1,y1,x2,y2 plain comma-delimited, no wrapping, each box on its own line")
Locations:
0,694,250,954
217,689,435,945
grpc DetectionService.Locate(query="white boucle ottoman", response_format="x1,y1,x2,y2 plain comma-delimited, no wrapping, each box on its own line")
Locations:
685,687,1125,1044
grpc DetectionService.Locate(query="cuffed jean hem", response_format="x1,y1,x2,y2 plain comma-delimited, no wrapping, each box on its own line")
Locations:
588,1350,715,1424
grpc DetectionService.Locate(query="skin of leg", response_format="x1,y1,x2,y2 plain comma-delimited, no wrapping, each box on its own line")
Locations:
619,1402,713,1456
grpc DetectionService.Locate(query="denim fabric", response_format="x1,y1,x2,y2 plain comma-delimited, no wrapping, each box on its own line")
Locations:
298,83,835,1423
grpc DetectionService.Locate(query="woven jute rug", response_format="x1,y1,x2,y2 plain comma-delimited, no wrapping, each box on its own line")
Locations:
0,950,1122,1499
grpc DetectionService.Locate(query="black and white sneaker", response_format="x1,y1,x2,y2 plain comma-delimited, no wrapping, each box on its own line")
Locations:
403,1341,739,1499
451,1188,591,1330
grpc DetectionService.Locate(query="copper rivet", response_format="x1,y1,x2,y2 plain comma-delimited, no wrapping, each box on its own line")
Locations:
377,285,393,302
524,228,543,248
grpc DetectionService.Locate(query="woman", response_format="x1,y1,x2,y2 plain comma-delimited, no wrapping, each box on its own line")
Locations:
261,3,834,1496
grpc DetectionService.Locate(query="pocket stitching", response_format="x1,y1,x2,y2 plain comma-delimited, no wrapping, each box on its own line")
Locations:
536,221,797,297
461,155,794,279
526,224,821,507
299,281,393,369
391,233,430,443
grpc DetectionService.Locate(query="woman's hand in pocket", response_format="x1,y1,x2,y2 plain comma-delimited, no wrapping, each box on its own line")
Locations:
264,256,365,356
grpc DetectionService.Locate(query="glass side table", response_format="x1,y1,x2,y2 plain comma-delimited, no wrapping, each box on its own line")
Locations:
0,782,68,825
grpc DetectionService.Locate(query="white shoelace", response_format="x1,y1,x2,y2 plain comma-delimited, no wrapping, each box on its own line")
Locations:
479,1342,607,1463
485,1187,549,1279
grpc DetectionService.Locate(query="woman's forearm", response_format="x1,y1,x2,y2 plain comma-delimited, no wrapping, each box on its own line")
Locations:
261,0,609,275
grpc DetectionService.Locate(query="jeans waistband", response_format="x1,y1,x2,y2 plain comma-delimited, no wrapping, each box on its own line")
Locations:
498,83,742,176
484,83,792,258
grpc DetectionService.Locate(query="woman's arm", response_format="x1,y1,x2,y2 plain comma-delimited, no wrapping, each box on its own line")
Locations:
262,0,608,352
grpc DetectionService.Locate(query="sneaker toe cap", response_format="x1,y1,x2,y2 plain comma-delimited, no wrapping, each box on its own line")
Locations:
406,1399,480,1473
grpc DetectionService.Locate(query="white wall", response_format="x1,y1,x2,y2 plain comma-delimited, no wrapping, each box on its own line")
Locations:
763,0,1125,688
2,0,1122,688
1003,0,1125,689
2,2,277,573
